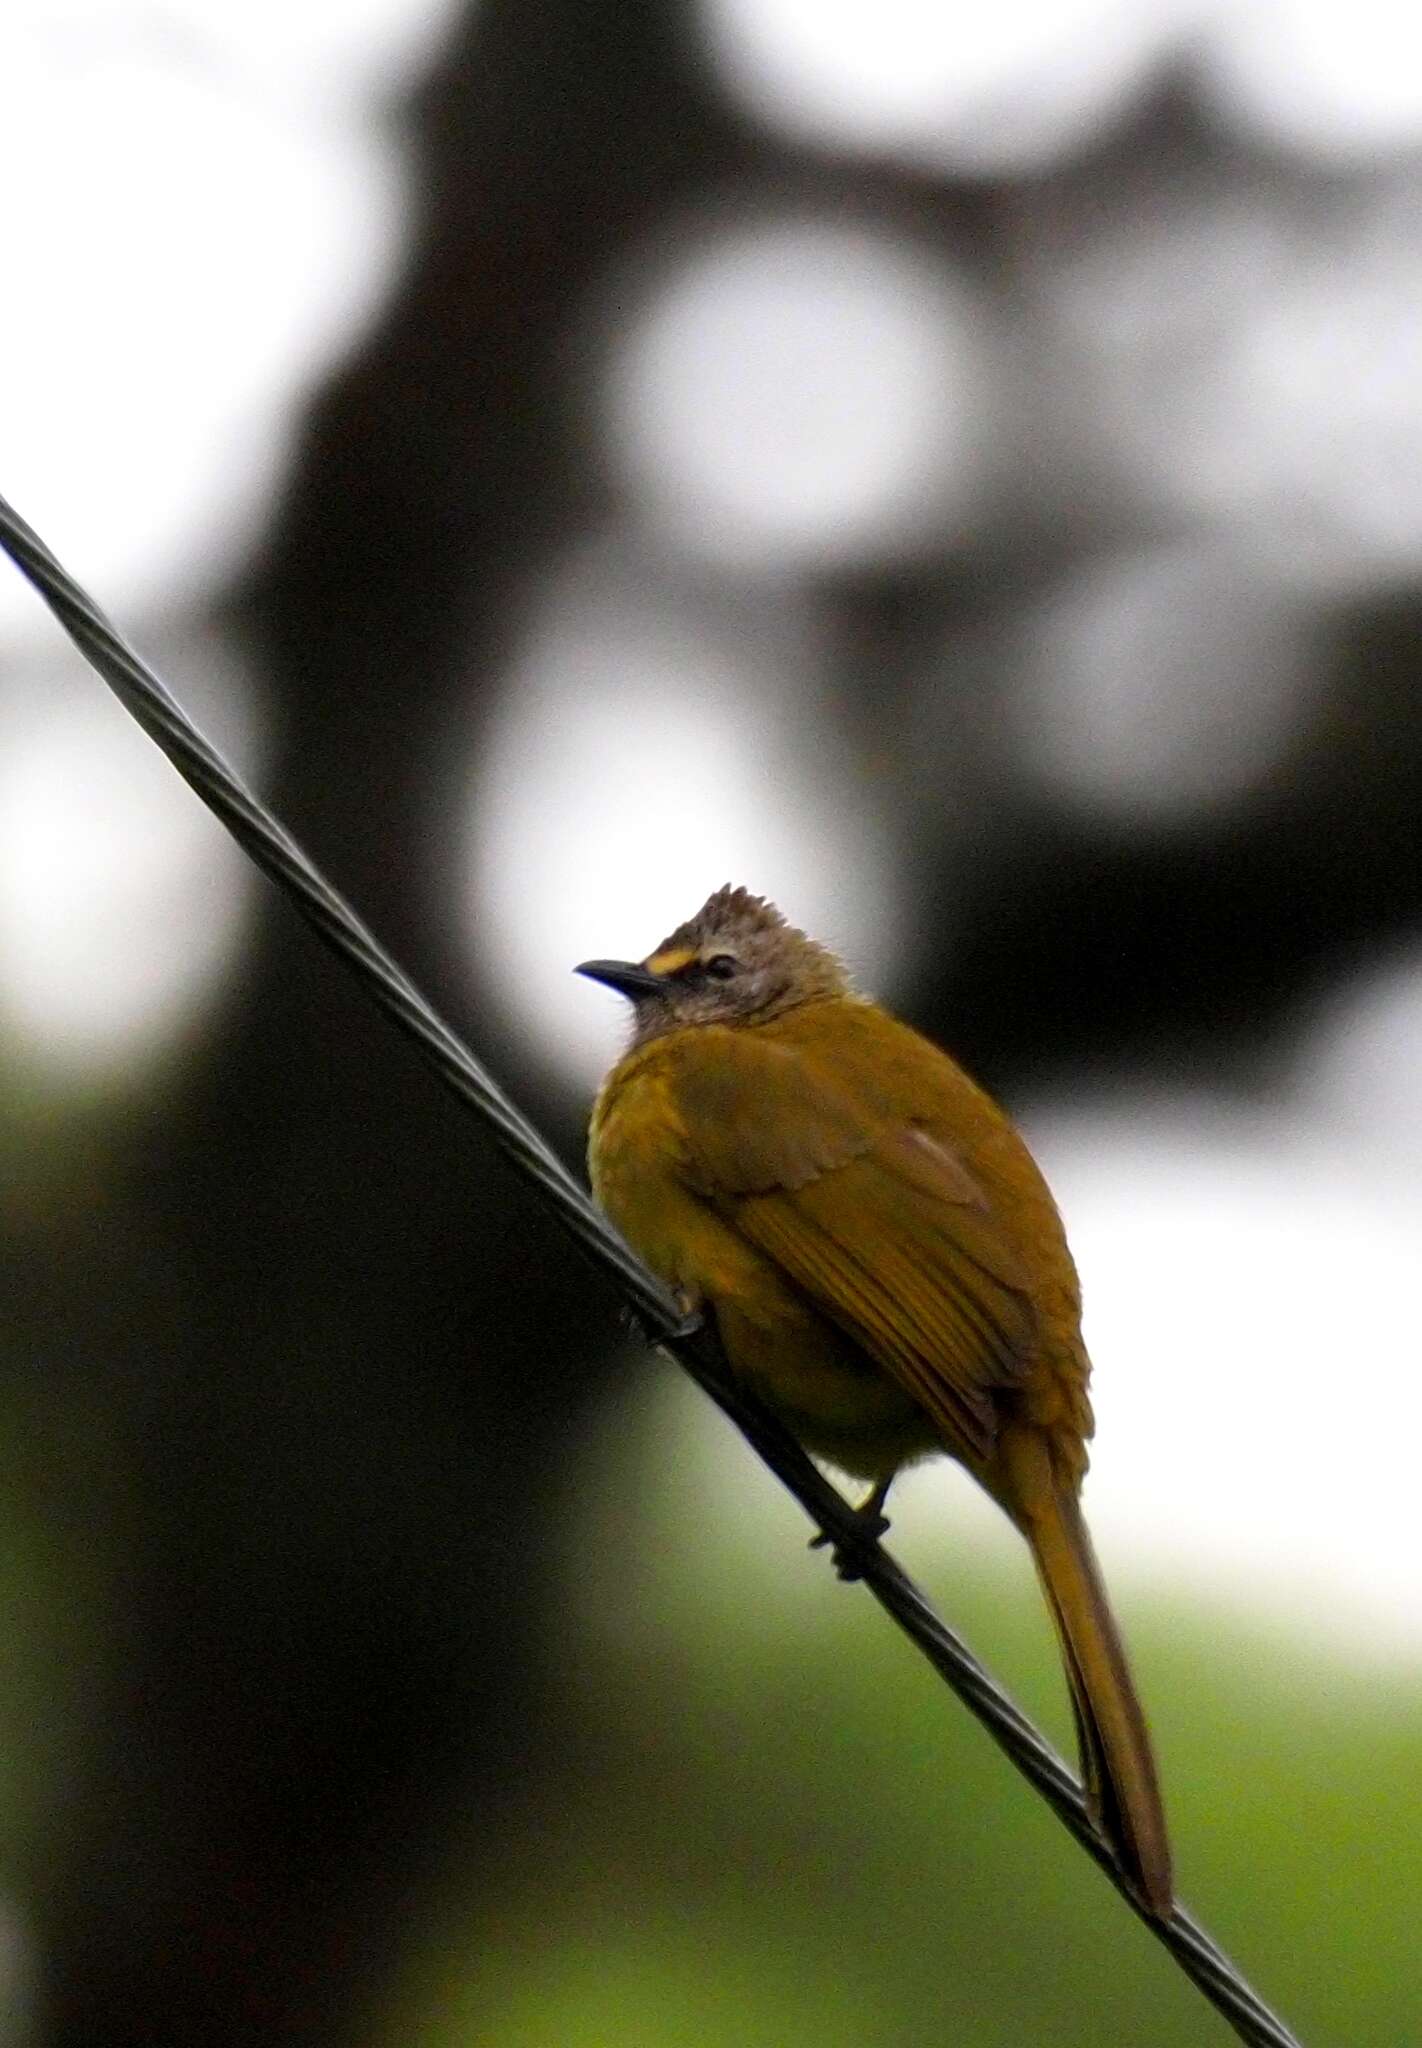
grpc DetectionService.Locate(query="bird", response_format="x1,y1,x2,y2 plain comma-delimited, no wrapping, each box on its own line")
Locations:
577,884,1172,1915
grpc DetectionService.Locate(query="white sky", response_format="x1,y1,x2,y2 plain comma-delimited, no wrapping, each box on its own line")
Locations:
1009,540,1325,825
699,0,1195,173
1035,1098,1422,1658
599,212,986,571
0,629,262,1073
1204,0,1422,158
0,0,438,1061
701,0,1422,168
0,3,427,640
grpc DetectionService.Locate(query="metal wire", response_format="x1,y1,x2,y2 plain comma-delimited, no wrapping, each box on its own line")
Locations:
0,491,1306,2048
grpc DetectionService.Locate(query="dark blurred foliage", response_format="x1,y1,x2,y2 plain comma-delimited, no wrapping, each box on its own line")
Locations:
3,3,1420,2045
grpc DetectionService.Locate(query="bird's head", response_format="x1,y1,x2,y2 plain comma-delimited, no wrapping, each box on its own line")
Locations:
577,885,850,1047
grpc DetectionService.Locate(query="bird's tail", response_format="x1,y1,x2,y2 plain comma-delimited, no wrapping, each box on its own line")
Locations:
1003,1429,1173,1915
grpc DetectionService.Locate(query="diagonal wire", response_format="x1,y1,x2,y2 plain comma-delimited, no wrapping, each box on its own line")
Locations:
0,491,1305,2048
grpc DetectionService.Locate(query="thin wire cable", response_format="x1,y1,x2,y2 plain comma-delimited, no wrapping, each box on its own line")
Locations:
0,492,1305,2048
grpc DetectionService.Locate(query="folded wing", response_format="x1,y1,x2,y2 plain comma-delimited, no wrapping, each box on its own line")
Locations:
673,1030,1038,1465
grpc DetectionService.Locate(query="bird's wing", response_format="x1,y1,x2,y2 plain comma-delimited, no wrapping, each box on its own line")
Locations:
671,1030,1038,1464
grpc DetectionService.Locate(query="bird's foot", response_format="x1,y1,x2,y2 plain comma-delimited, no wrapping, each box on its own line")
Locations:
666,1287,704,1343
810,1481,893,1581
622,1290,704,1348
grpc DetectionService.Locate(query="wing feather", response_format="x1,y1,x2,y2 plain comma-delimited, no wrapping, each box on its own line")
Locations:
672,1030,1038,1464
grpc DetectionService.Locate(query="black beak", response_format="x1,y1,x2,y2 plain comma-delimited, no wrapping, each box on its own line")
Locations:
575,958,668,1001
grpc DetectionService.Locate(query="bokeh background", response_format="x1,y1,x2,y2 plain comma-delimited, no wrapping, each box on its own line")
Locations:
2,3,1420,2043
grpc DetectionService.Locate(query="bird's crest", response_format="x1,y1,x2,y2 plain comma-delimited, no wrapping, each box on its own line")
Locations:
658,885,791,957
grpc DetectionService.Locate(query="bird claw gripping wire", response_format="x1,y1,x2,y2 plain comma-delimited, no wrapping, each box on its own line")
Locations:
621,1299,705,1350
809,1492,892,1581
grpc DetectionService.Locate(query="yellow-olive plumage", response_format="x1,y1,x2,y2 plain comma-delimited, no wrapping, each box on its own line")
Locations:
579,886,1172,1914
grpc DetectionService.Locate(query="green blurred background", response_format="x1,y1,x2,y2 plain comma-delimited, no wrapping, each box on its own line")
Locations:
2,4,1421,2045
381,1380,1422,2048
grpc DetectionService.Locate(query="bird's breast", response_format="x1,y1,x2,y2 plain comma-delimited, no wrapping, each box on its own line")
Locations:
589,1045,803,1316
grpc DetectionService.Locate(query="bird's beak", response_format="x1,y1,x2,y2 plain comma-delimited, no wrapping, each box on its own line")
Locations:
574,958,668,1000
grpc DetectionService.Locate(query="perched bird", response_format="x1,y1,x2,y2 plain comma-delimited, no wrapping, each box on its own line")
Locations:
578,886,1172,1915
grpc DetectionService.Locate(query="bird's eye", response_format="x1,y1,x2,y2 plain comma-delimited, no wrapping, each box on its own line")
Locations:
703,954,738,980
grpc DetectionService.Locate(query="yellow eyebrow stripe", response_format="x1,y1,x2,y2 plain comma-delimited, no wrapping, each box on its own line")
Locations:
647,945,697,977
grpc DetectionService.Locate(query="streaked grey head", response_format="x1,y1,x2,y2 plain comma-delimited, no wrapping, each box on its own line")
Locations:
576,885,850,1047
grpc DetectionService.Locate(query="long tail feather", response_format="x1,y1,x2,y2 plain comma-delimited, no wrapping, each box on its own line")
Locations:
1005,1432,1173,1914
